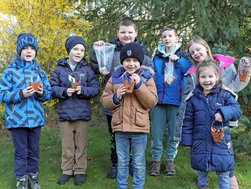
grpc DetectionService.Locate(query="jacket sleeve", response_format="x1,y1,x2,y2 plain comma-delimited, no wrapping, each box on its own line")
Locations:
181,98,194,146
79,67,100,98
175,57,192,74
35,69,51,102
134,78,158,109
89,49,100,74
218,92,242,122
49,68,68,99
100,78,119,110
142,46,153,68
0,69,24,103
223,64,249,92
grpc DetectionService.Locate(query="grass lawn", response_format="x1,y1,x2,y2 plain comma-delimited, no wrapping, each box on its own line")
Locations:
0,107,251,189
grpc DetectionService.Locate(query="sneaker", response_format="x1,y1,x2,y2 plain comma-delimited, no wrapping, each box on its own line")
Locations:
230,176,240,189
75,174,86,186
166,160,176,176
106,164,117,179
197,186,209,189
129,161,134,177
57,174,71,185
16,175,28,189
28,172,41,189
150,161,160,176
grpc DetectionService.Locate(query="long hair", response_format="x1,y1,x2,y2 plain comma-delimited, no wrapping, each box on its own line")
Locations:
188,36,214,64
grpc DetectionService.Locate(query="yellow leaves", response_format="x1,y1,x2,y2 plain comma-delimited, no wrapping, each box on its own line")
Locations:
0,0,91,74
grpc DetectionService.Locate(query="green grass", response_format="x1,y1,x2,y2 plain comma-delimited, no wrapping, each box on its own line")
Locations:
0,108,251,189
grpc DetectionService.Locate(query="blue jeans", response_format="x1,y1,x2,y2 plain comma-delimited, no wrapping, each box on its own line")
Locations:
11,127,41,179
115,132,147,189
151,104,179,161
197,171,230,189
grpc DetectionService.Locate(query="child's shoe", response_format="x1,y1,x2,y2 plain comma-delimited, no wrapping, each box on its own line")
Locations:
166,160,176,176
197,186,208,189
75,174,86,186
106,163,117,179
16,175,28,189
28,172,41,189
230,176,240,189
57,174,71,185
150,161,160,176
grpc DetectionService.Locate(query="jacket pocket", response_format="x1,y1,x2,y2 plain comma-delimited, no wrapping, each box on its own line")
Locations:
112,107,122,126
135,108,148,127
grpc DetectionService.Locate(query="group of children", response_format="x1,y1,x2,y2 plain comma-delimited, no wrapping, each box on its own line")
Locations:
0,17,250,189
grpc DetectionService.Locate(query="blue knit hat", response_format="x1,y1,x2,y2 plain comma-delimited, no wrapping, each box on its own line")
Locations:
16,33,39,55
65,36,86,54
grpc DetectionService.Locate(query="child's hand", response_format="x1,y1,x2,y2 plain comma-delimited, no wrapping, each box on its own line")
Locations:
240,57,251,67
215,112,223,122
23,86,35,97
76,86,81,95
67,88,76,96
37,82,43,95
131,73,141,84
94,40,105,46
116,85,126,100
169,54,179,62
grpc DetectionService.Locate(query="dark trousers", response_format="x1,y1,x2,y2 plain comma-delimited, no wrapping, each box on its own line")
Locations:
107,115,117,165
11,127,41,179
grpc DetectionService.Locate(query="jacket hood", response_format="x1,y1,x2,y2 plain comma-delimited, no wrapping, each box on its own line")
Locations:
157,43,181,58
186,54,237,75
8,55,39,69
57,57,88,67
113,65,154,82
109,38,141,50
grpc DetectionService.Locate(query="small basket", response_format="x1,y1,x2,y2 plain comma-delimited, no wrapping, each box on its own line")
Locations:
123,80,135,93
29,81,41,92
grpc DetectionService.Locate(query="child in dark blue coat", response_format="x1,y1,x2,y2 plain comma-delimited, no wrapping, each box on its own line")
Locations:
182,61,242,189
50,36,100,186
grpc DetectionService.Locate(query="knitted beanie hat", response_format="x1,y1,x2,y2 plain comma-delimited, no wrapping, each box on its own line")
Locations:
16,33,39,56
65,36,86,54
120,43,144,65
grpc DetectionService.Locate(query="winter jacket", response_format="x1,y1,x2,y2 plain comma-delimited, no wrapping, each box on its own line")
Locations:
100,66,157,133
182,83,242,172
153,43,191,105
175,54,249,141
50,58,100,121
0,56,51,129
90,38,153,116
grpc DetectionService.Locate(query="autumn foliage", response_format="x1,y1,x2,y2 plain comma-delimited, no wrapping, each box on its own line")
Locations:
0,0,91,73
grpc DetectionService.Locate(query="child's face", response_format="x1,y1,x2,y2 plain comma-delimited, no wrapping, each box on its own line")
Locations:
69,44,85,63
123,57,140,74
21,46,36,62
198,66,219,94
162,30,179,50
117,25,138,46
189,42,209,63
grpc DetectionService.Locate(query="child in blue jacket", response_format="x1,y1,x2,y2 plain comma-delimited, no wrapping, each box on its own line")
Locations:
182,61,242,189
50,36,100,186
0,33,51,189
150,26,191,176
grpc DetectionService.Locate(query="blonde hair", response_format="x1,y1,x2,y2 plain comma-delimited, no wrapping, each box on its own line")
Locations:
188,36,214,63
